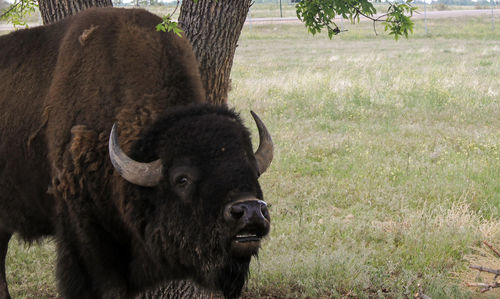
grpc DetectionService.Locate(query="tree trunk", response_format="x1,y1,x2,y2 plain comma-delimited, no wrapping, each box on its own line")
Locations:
38,0,111,24
179,0,252,105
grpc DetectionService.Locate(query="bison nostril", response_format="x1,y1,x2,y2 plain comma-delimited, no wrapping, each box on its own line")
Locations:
261,205,269,218
230,206,245,220
224,199,270,226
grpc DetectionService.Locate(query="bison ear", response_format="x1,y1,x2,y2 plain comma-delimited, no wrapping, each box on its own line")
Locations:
251,111,274,176
108,123,163,187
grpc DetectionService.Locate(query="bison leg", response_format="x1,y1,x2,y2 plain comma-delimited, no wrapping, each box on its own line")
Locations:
0,231,11,299
55,213,96,299
55,236,97,299
55,224,128,299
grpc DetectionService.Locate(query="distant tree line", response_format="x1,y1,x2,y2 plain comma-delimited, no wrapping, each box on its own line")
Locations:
256,0,496,6
414,0,496,5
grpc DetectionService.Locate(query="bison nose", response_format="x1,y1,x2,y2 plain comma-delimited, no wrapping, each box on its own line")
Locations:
224,199,270,229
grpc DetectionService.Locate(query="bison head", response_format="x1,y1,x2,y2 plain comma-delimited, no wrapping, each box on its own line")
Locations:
109,105,273,298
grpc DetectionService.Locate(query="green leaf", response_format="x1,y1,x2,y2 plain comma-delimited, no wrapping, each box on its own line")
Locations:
296,0,415,40
156,14,183,37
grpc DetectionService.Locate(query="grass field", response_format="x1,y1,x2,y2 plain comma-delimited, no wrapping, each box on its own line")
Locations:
233,16,500,298
3,10,500,299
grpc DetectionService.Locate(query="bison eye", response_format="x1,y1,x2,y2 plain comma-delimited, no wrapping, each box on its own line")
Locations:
168,164,199,200
176,176,190,187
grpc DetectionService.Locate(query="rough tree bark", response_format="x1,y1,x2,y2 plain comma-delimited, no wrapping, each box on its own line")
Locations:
38,0,111,24
179,0,251,105
139,280,214,299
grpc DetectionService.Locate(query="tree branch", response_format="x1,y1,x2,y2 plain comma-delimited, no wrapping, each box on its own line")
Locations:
468,241,500,294
347,4,397,24
348,4,410,37
466,282,500,293
484,241,500,259
349,6,384,23
170,0,180,17
0,2,20,19
470,265,500,276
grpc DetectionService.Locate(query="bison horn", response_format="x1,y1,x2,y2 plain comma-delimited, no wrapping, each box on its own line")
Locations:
108,124,163,187
251,111,274,176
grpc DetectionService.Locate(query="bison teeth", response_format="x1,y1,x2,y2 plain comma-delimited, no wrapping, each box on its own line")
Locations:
234,234,261,243
236,234,257,238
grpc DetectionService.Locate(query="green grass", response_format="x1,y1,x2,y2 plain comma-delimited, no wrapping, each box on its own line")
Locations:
233,16,500,298
4,14,500,299
5,239,56,298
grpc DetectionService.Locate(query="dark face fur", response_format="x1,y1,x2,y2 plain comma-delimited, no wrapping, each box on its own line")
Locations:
123,106,271,298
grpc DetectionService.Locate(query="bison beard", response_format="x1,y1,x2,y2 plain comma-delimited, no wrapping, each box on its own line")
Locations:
0,7,272,299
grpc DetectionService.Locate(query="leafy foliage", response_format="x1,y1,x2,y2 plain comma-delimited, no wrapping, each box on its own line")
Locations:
0,0,38,28
2,0,414,40
296,0,416,40
155,0,183,36
156,14,183,36
383,1,416,40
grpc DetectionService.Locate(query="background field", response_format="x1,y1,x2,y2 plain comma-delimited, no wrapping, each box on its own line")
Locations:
234,15,500,299
3,7,500,299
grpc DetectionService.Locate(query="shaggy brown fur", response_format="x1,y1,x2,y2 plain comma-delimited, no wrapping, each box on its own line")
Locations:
0,7,269,299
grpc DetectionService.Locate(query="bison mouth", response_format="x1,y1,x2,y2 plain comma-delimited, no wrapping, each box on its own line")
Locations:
230,232,263,257
234,233,261,242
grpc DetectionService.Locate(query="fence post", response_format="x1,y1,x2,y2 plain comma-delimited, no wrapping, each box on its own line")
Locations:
424,1,428,35
492,0,495,31
249,5,252,29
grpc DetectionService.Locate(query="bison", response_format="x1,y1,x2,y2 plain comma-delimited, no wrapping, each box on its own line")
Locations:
0,7,273,299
